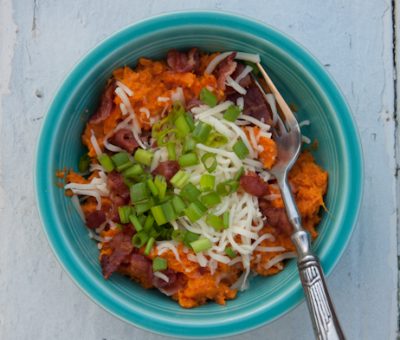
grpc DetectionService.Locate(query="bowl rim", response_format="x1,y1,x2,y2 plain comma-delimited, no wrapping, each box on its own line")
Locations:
35,10,364,338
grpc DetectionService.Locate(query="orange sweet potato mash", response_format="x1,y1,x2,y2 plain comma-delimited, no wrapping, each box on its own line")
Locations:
64,49,328,308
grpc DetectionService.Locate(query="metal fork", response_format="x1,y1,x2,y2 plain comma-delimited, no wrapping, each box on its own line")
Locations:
254,63,345,340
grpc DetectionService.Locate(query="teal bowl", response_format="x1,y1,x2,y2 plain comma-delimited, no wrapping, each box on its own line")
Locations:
35,11,363,338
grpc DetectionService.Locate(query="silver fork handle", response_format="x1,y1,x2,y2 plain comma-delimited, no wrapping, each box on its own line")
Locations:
292,231,345,340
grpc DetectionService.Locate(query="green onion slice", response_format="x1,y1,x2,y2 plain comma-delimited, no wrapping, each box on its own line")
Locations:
200,192,221,208
205,132,228,148
192,122,212,143
200,174,215,191
190,238,213,253
232,139,249,160
200,152,217,173
206,214,224,231
111,152,132,171
223,105,241,122
97,154,115,172
144,236,155,255
180,183,201,202
170,170,190,189
118,206,132,224
200,87,217,107
132,231,149,248
225,246,236,258
152,257,168,271
134,148,154,166
178,152,199,167
130,182,150,203
78,153,91,173
216,180,239,196
129,214,143,232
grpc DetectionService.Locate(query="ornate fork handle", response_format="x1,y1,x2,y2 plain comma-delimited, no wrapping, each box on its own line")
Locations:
292,231,345,340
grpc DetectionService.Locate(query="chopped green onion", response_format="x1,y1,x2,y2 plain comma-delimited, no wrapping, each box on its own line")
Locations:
159,227,172,240
183,137,196,153
118,206,132,224
200,192,221,208
190,238,212,253
180,183,201,202
146,178,159,196
172,195,186,215
183,231,200,246
144,236,155,255
205,132,228,148
232,139,249,159
192,122,212,143
206,214,224,231
225,247,236,258
223,105,241,122
200,174,215,191
157,128,177,147
134,148,154,166
122,164,143,178
233,166,245,181
184,201,206,222
185,113,195,131
170,170,190,188
152,257,168,271
132,231,149,248
154,175,167,199
97,154,115,172
130,182,150,203
138,214,147,226
200,87,217,107
161,201,176,222
172,229,186,242
178,152,199,167
151,205,167,225
135,198,154,214
174,114,191,137
216,180,239,196
151,115,169,139
144,214,155,232
170,101,185,120
201,153,217,173
129,214,143,232
111,152,131,171
167,142,177,161
78,153,90,173
223,211,230,229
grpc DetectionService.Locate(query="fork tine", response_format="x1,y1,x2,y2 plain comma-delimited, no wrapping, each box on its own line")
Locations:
256,62,296,123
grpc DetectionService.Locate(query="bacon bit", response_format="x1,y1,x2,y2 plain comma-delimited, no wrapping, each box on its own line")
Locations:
240,172,269,197
89,80,116,124
56,170,65,179
215,52,237,90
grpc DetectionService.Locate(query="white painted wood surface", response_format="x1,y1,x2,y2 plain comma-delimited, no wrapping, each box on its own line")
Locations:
0,0,398,339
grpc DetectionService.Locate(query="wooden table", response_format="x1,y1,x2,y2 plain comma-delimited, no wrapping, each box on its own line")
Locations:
0,0,398,339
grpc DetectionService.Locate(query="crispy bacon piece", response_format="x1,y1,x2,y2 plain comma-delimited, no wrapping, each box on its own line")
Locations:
152,161,180,182
153,269,186,296
89,81,116,124
118,253,154,288
107,171,130,200
259,199,292,235
167,48,200,73
240,173,269,197
85,210,106,229
100,230,134,279
215,52,237,90
109,128,138,153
